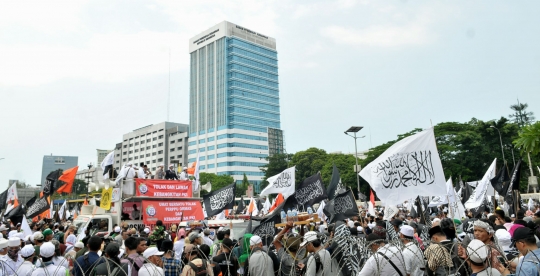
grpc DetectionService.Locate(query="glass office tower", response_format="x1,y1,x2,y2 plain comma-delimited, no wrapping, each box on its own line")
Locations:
188,21,284,192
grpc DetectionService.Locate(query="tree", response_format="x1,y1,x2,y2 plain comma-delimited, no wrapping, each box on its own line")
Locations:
259,153,293,191
510,100,535,128
199,172,235,196
514,121,540,155
72,179,88,195
289,148,328,186
15,181,30,189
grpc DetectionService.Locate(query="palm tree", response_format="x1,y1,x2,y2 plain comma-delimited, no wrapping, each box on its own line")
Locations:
514,121,540,155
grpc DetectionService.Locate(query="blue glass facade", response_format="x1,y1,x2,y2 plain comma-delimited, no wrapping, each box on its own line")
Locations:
189,22,282,193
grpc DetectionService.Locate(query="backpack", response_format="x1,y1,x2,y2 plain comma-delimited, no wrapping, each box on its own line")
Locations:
123,257,141,272
313,253,323,273
188,259,208,276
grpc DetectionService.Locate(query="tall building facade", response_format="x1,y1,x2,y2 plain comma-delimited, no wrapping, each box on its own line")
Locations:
188,21,284,192
97,149,113,166
41,155,78,185
113,122,189,173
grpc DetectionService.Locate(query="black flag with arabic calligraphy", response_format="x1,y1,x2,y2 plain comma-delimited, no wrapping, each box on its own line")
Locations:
294,173,327,208
202,183,236,217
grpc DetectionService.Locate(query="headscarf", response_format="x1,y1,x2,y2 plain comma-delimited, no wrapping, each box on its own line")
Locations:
64,234,77,254
473,220,494,234
238,233,253,266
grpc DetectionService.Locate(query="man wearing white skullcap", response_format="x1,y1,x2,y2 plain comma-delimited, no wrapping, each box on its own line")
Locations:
3,237,23,275
0,239,8,256
122,163,136,197
31,242,67,276
16,244,35,276
179,166,189,180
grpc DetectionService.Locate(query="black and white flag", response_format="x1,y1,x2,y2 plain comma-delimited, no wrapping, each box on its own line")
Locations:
294,173,327,208
26,196,50,219
252,204,282,245
259,166,295,198
490,163,510,195
0,189,7,211
359,128,447,205
327,190,359,222
327,164,341,200
43,169,62,196
465,159,497,209
203,183,236,217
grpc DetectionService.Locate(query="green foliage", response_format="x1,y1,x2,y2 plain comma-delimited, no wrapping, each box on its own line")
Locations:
15,181,30,189
289,148,328,186
509,100,535,128
199,172,235,197
514,121,540,155
72,179,88,195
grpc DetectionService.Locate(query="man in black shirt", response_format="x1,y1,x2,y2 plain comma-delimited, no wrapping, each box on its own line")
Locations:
212,238,238,276
165,165,178,180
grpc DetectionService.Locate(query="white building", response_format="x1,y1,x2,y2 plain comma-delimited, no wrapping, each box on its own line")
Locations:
114,122,189,174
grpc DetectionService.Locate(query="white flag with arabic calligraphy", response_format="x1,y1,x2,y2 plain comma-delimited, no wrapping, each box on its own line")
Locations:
359,128,447,205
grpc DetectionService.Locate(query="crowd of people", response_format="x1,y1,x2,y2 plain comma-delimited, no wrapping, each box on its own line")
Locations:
1,201,540,276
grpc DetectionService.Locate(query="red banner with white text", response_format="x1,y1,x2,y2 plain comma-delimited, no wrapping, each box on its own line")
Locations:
135,179,192,197
142,200,204,224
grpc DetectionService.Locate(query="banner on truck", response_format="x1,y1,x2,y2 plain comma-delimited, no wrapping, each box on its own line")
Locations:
136,179,192,197
142,200,203,224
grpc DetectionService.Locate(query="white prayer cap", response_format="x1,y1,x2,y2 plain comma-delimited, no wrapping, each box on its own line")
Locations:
40,242,55,257
8,230,18,238
25,235,32,242
0,233,3,239
0,225,8,231
21,244,35,258
114,226,121,233
75,242,84,249
0,239,8,250
127,163,132,166
347,221,355,228
357,226,364,233
8,237,20,247
467,239,488,263
495,229,512,252
250,235,262,246
143,247,164,258
143,228,150,234
183,167,187,170
400,225,415,238
169,164,174,168
159,164,164,167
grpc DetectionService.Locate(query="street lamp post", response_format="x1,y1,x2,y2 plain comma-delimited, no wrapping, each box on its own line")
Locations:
345,126,365,196
490,126,506,164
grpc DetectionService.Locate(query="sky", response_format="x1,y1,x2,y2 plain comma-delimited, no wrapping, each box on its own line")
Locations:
1,0,539,188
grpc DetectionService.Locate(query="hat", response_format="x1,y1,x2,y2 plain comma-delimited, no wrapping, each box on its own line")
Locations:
21,244,35,258
169,164,174,168
357,226,364,233
40,242,55,257
285,236,302,252
250,235,262,246
0,225,8,231
8,230,18,238
183,166,187,170
300,231,319,247
75,242,84,249
114,226,121,233
428,226,445,238
390,219,403,227
0,240,8,250
467,239,488,263
143,247,164,258
400,225,415,238
372,226,387,238
43,229,53,236
159,164,164,167
188,232,201,243
66,234,77,245
54,223,59,226
184,244,197,255
33,232,45,241
512,227,535,241
143,228,150,234
347,221,355,228
8,237,20,247
203,229,210,235
105,243,120,256
495,229,512,252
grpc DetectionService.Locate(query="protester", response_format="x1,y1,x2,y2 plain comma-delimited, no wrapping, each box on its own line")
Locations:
174,229,186,260
358,233,406,276
400,225,425,276
273,222,305,276
212,238,238,276
466,239,501,276
181,244,213,276
16,244,36,276
31,242,68,276
43,229,53,242
500,227,540,276
93,243,129,276
300,231,332,276
73,236,103,276
248,235,273,276
425,226,456,275
124,236,146,276
4,237,23,274
161,240,181,276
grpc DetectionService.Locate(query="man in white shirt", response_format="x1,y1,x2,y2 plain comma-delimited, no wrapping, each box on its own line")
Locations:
31,242,67,276
139,248,165,276
300,231,332,276
137,163,146,179
179,167,189,180
16,245,35,276
123,163,136,196
358,233,406,276
202,229,213,247
400,225,425,276
3,237,23,275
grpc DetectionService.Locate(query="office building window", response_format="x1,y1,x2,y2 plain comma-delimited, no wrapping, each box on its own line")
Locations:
158,158,163,162
177,155,182,158
129,143,133,147
170,156,174,159
123,145,127,148
158,135,164,139
146,154,150,157
170,148,175,152
123,158,127,162
152,152,157,156
158,142,163,146
158,150,163,154
153,145,157,148
177,147,182,150
153,137,157,141
170,140,175,144
146,146,150,150
178,138,183,142
135,149,139,152
147,139,151,142
135,142,139,145
135,156,138,159
128,158,133,161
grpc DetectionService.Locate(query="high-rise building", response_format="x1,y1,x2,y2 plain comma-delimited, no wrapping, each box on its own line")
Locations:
41,155,78,185
97,149,113,166
113,122,190,173
188,21,284,192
